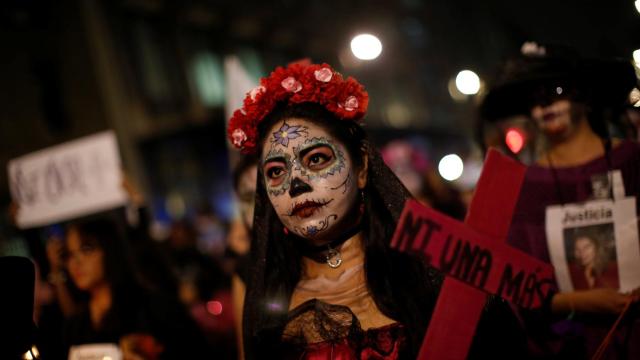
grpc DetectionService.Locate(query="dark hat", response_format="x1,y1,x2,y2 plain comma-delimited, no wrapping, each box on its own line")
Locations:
480,42,638,122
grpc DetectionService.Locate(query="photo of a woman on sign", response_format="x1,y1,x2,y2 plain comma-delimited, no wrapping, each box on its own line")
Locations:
564,224,619,290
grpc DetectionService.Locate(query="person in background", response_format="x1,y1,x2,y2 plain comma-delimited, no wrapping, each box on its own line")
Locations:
162,218,236,358
61,214,211,359
480,42,640,359
228,154,258,359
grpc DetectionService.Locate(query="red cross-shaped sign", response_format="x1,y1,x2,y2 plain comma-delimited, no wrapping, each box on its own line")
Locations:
391,149,555,359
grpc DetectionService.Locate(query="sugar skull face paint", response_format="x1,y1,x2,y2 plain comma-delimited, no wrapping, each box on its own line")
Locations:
261,118,360,245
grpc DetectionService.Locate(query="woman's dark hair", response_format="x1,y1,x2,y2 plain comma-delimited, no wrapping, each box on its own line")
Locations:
244,102,441,358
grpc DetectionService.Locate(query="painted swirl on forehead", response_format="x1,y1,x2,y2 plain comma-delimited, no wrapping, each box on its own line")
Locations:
293,214,338,238
271,121,308,148
293,137,346,180
263,147,292,196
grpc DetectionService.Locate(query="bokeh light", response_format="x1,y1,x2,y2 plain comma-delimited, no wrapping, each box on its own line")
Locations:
206,300,223,315
455,70,481,95
448,78,468,102
633,49,640,65
505,128,525,154
350,34,383,60
438,154,464,181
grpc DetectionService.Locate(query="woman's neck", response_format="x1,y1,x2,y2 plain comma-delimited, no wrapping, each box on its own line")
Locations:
301,232,365,280
539,119,604,167
89,283,112,328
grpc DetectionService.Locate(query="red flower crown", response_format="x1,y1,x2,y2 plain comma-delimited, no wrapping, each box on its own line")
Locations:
227,63,369,154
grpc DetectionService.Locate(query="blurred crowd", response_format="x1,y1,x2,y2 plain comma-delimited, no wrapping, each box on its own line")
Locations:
0,135,469,359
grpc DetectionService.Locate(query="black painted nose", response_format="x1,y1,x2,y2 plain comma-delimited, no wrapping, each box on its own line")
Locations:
289,177,312,198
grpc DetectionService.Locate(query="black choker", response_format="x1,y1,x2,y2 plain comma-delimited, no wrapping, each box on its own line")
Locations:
299,224,362,268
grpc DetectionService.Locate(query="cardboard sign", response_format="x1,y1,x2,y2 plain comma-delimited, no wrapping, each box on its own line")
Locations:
546,170,640,293
8,131,127,228
391,149,554,360
391,200,555,309
68,343,122,360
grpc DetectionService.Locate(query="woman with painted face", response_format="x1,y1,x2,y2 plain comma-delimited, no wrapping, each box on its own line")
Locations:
228,62,526,359
480,43,640,358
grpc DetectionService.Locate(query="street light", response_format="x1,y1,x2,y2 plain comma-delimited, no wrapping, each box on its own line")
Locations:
455,70,481,95
350,34,383,60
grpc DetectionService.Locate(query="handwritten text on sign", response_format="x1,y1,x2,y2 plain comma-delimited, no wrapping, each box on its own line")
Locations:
8,131,127,228
391,200,555,309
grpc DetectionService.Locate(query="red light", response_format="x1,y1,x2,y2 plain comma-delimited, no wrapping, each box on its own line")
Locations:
505,128,524,154
206,300,223,315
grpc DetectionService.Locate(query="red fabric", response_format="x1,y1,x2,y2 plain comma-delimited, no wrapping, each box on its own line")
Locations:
284,323,405,360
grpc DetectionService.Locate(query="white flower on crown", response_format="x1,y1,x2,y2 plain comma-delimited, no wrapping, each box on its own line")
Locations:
231,128,247,147
521,42,546,57
249,85,266,101
341,96,359,111
281,77,302,93
314,68,333,82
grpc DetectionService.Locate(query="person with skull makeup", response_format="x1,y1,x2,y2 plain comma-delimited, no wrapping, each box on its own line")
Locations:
228,62,526,359
480,43,640,359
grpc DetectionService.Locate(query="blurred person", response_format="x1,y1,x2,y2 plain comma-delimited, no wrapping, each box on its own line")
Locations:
60,215,211,359
5,203,76,359
227,62,526,359
7,169,179,358
194,203,228,259
480,42,640,358
163,218,235,358
121,176,179,298
227,154,258,359
45,175,178,317
164,219,228,307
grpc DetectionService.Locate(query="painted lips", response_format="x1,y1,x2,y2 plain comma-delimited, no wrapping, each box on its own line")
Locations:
290,199,332,218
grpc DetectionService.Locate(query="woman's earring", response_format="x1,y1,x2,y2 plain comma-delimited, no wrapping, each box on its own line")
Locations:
283,227,289,235
359,190,365,215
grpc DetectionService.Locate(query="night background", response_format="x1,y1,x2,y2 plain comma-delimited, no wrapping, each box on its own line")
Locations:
1,0,640,359
2,0,639,222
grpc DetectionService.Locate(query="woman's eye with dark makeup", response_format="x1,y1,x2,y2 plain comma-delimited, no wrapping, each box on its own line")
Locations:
304,146,334,170
265,163,287,186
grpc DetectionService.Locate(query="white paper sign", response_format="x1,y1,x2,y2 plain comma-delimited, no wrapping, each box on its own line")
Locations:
8,131,127,228
546,171,640,293
68,343,122,360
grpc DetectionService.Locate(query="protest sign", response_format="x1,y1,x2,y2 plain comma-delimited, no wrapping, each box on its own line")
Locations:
8,131,127,228
391,149,554,360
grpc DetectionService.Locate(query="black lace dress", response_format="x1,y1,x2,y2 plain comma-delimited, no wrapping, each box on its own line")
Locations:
281,299,407,359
